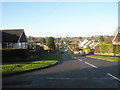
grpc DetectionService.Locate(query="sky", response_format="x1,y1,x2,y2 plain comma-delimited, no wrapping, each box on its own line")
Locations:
1,2,118,37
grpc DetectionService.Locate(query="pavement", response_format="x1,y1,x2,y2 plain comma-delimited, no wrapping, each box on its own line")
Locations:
2,50,120,88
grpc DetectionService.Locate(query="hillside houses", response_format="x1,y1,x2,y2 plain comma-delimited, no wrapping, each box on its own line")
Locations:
78,39,100,49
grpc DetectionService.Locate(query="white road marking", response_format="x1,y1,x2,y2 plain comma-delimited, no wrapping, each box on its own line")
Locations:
46,77,114,80
74,57,77,59
107,73,120,82
46,77,88,80
78,59,83,62
46,77,70,80
85,62,98,68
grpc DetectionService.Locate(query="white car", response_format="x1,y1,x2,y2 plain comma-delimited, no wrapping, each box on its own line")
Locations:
74,51,79,54
65,50,67,52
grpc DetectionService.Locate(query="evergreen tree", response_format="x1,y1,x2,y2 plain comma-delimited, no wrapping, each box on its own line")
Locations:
46,37,55,50
100,36,104,42
40,38,46,44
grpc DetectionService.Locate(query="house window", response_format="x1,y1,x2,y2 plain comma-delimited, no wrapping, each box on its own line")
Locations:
19,43,22,48
21,42,26,48
2,43,7,48
2,43,13,48
8,43,13,48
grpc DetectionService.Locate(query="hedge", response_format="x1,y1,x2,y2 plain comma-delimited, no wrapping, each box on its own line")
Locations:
2,49,42,63
99,44,120,54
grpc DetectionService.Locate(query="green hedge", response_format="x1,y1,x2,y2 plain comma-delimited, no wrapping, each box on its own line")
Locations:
2,48,60,63
99,44,120,54
2,49,28,63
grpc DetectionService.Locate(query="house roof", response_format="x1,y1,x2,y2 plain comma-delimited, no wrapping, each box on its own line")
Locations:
112,31,120,43
1,29,27,43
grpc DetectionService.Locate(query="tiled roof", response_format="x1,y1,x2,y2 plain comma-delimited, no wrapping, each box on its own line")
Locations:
113,31,120,43
1,29,27,43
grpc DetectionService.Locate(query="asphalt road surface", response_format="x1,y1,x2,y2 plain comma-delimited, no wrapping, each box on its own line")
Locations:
2,51,120,88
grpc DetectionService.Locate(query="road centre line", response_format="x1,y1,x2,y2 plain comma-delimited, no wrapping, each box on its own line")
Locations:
85,62,98,68
46,77,115,80
107,73,120,82
77,58,98,68
46,77,71,80
78,59,83,62
74,57,77,59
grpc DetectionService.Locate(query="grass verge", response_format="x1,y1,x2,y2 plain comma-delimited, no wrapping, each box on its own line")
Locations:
1,60,58,75
86,55,119,62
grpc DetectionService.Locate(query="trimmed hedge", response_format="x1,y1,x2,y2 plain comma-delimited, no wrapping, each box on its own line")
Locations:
2,49,39,63
97,44,120,54
2,49,28,62
2,48,60,63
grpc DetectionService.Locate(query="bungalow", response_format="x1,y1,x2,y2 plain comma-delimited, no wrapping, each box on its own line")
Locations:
112,30,120,45
1,29,28,49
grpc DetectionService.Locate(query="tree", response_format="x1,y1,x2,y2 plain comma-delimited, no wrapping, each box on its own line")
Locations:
40,38,46,45
65,40,70,45
46,37,55,50
99,36,104,42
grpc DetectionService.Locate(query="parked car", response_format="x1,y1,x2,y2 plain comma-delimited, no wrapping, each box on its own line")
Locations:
65,50,67,52
74,51,79,55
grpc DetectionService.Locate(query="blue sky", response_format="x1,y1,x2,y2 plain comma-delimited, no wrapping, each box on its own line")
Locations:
2,2,118,37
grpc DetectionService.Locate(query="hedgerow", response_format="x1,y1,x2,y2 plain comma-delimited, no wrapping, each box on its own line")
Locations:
99,44,120,54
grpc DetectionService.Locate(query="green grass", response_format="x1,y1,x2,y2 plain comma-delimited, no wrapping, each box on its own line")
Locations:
32,60,58,64
86,55,119,62
1,60,58,75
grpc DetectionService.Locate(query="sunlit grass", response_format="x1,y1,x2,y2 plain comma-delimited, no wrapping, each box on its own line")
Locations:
32,60,58,64
1,60,58,75
86,55,119,62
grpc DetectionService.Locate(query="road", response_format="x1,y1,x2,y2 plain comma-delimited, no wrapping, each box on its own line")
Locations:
2,51,120,88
